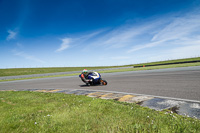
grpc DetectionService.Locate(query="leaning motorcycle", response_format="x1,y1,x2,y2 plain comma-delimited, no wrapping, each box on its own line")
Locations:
79,72,107,86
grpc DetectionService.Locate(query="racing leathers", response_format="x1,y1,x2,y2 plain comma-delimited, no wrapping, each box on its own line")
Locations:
80,71,93,85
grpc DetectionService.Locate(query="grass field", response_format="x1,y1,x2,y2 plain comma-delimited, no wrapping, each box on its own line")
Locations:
1,62,200,82
0,91,199,132
0,66,121,77
98,62,200,73
1,57,200,77
132,57,200,67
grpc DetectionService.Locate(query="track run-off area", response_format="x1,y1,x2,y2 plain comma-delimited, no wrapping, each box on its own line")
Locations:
0,66,200,101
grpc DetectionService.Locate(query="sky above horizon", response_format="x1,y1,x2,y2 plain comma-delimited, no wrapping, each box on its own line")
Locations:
1,0,200,68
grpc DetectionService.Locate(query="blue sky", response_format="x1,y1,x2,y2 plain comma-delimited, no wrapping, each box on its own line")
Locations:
1,0,200,68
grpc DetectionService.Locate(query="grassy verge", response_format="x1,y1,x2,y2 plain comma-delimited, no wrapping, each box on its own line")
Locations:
1,57,200,77
0,73,80,82
133,57,200,67
0,66,124,77
98,62,200,73
1,62,200,82
0,91,199,132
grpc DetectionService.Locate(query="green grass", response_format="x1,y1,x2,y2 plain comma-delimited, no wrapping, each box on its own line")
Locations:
0,73,80,82
1,62,200,82
98,62,200,73
1,57,200,77
0,91,199,132
0,66,124,77
133,57,200,67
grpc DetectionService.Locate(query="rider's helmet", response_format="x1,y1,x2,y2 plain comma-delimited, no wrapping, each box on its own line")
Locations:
83,69,88,74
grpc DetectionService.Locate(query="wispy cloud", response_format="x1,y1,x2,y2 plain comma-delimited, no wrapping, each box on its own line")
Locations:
7,30,17,41
128,10,200,53
13,50,46,63
55,38,71,52
127,41,161,53
76,29,106,43
98,24,156,49
54,9,200,63
55,29,106,52
76,9,199,57
151,15,200,42
82,18,167,51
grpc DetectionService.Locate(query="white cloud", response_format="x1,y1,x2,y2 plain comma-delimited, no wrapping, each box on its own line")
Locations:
77,30,105,42
128,10,200,53
82,17,168,51
152,14,200,42
55,30,106,53
53,9,200,64
127,40,164,53
13,50,46,63
94,23,160,49
7,30,17,41
55,38,71,52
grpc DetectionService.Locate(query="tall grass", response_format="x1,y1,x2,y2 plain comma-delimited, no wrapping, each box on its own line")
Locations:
0,91,199,132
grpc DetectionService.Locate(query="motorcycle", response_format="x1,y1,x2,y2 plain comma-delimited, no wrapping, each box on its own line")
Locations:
79,72,107,86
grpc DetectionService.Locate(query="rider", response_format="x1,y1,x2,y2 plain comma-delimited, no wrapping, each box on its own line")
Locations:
79,69,106,85
82,69,90,79
80,69,93,84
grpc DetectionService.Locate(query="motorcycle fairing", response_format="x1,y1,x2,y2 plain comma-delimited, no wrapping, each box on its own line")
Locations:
87,72,101,83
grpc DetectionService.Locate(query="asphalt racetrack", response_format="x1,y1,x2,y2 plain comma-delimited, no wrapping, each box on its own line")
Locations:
0,66,200,101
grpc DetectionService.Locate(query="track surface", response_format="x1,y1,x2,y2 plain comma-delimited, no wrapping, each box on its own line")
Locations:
1,66,200,101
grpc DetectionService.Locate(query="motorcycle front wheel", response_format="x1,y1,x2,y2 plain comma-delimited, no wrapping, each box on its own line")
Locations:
101,80,107,85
